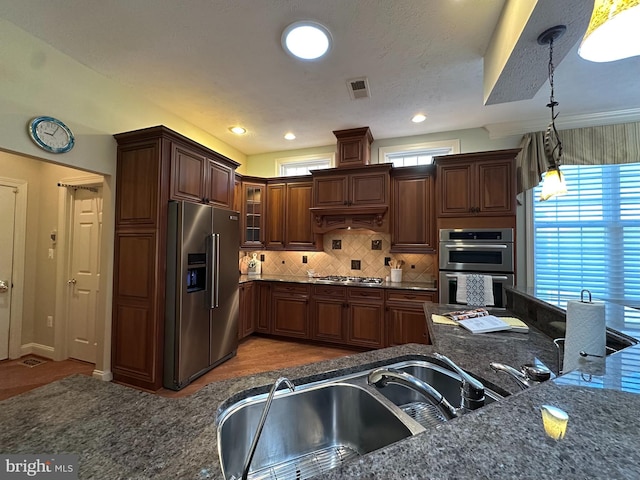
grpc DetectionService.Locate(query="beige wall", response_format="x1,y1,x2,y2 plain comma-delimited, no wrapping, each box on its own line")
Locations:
245,127,521,177
0,151,84,347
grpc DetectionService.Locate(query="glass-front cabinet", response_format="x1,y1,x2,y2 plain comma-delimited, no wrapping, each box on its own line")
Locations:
241,180,265,248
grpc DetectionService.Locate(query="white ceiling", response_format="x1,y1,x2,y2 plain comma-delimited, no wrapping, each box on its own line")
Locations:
1,0,639,155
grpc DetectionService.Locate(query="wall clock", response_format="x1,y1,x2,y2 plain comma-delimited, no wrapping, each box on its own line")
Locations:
28,116,75,153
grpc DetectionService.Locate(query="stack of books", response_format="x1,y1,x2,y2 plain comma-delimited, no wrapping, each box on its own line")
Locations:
437,308,529,334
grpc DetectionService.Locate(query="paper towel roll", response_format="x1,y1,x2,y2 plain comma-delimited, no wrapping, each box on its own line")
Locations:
563,300,606,374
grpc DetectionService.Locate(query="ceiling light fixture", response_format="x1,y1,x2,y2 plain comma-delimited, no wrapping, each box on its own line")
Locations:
282,21,332,60
579,0,640,62
538,25,568,202
412,114,427,123
229,126,246,135
284,132,296,140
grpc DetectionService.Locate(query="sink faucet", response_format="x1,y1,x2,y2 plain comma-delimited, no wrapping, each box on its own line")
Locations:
368,367,459,420
368,353,486,420
241,377,295,480
432,353,486,412
489,362,552,390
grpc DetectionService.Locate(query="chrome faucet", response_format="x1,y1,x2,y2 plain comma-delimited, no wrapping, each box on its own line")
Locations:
433,353,486,412
241,377,295,480
368,367,459,420
368,353,486,419
489,362,552,390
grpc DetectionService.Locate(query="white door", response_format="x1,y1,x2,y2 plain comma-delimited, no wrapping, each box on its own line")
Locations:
0,185,16,360
67,187,102,363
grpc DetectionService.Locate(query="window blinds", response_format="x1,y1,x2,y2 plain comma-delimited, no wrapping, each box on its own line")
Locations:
533,163,640,303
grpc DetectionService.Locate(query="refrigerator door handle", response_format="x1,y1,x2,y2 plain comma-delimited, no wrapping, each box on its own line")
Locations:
209,233,220,308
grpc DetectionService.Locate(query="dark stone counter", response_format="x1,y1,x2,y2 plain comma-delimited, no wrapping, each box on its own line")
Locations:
3,288,640,479
239,274,437,292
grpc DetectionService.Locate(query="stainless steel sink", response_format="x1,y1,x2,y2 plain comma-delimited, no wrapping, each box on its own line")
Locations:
217,382,419,480
361,360,502,428
217,359,503,480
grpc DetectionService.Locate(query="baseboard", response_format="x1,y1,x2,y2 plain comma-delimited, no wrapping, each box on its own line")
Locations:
20,343,55,359
92,369,113,382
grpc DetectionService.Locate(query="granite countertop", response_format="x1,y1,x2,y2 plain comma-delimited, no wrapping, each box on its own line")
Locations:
4,291,640,479
239,273,437,291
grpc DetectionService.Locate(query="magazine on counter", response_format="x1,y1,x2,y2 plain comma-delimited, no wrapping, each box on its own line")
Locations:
443,308,489,322
456,315,512,334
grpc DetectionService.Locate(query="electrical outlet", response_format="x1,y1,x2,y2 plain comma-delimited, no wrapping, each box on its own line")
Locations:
332,240,342,250
371,240,382,250
351,260,361,270
384,257,391,266
47,316,53,328
302,255,308,264
260,254,265,262
411,264,416,269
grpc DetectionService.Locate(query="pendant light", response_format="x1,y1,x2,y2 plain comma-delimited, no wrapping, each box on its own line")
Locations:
579,0,640,62
538,25,568,202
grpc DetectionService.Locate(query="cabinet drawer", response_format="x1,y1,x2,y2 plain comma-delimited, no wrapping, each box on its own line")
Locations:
313,285,346,299
271,283,310,296
385,290,436,304
347,287,384,301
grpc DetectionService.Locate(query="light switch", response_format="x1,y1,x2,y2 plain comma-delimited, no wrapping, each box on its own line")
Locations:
48,248,54,259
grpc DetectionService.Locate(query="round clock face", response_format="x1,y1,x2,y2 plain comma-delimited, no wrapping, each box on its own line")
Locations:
28,116,75,153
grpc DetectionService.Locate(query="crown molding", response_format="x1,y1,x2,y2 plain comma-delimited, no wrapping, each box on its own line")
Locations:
484,108,640,139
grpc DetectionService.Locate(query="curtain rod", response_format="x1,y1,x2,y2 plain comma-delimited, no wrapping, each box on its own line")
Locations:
57,183,99,193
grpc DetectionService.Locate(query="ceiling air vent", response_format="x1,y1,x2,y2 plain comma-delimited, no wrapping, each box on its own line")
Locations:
346,77,370,100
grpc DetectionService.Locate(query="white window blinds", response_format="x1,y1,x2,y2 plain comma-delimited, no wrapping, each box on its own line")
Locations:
533,163,640,303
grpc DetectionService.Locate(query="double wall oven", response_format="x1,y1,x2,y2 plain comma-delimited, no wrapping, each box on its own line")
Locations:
438,228,515,308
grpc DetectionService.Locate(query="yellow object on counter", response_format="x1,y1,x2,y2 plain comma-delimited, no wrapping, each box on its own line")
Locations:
541,405,569,440
431,314,458,325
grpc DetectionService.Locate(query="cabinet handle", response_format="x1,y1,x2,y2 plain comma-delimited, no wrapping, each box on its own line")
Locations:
343,200,348,205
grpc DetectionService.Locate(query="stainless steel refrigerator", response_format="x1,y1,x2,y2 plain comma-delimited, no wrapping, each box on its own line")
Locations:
164,200,240,390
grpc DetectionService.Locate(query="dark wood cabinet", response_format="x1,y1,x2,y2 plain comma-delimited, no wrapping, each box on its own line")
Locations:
265,182,286,249
435,149,519,217
385,290,435,346
391,165,436,253
240,179,266,249
271,283,310,338
346,287,385,348
255,282,272,333
238,282,256,340
170,144,234,208
311,285,347,344
310,164,391,233
333,127,374,167
112,125,238,390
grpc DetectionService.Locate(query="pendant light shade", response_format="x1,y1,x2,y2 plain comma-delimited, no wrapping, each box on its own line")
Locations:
579,0,640,62
540,168,568,201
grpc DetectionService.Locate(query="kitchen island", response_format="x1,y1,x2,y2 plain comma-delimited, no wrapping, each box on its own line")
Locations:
2,291,640,479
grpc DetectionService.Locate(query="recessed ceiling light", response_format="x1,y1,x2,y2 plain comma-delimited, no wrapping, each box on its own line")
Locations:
229,126,246,135
284,132,296,140
282,21,332,60
412,114,427,123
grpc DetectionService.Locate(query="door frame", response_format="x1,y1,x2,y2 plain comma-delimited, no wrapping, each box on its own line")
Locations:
0,176,27,359
53,175,104,368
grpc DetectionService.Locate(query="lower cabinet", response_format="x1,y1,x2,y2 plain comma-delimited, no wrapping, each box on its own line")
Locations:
238,282,255,340
346,287,385,348
270,283,310,338
311,285,347,344
385,290,436,346
247,281,435,349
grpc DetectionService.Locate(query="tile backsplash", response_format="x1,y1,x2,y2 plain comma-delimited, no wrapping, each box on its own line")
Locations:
239,231,437,282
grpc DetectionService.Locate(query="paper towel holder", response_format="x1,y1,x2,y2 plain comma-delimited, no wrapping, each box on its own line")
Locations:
580,289,592,303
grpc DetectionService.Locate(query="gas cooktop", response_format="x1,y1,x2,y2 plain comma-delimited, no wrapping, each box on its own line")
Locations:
316,275,384,285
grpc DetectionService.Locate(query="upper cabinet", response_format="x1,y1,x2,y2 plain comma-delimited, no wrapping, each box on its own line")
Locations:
435,149,520,218
240,179,266,249
310,164,391,233
264,177,321,251
333,127,374,168
170,143,235,209
390,165,436,253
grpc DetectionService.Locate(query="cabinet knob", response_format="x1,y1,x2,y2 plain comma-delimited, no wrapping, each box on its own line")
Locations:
343,200,348,205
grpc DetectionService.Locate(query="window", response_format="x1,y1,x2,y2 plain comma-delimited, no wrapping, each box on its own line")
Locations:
532,163,640,305
378,139,460,167
276,153,334,176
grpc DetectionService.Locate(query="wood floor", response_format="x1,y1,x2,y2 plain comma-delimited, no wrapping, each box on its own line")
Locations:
0,336,358,401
